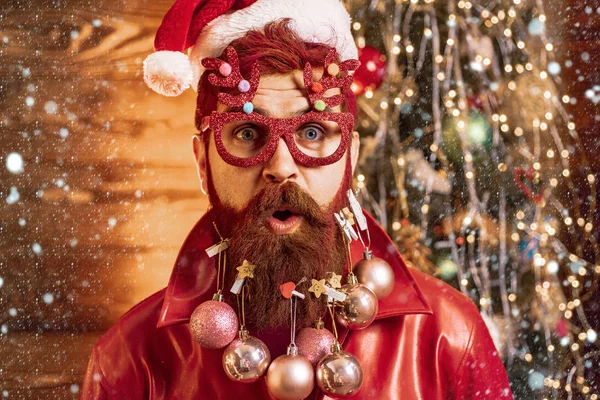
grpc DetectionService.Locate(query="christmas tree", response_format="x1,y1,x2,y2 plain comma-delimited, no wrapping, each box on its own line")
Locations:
345,0,599,398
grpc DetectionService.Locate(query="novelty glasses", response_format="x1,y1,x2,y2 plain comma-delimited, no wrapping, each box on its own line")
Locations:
202,111,355,168
200,47,360,168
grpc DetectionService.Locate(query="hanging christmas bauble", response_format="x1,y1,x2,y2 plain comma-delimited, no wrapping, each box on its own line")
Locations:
189,292,238,349
352,250,395,300
266,345,314,400
296,320,335,367
336,275,378,330
352,46,387,95
442,110,493,163
316,342,363,397
222,329,271,382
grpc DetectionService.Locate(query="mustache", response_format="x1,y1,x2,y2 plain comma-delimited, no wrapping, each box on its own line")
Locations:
244,182,330,226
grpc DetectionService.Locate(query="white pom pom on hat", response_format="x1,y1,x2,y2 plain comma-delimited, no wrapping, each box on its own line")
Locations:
143,51,194,96
143,0,358,97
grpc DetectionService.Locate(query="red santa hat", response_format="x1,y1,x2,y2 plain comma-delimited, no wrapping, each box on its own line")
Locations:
143,0,358,96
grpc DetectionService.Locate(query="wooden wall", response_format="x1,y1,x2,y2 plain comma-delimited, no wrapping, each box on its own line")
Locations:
0,0,597,398
0,0,207,397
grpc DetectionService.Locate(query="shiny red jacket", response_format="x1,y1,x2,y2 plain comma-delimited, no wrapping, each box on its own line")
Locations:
80,212,512,399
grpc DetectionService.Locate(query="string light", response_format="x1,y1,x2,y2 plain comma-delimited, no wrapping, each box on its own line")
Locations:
351,1,599,397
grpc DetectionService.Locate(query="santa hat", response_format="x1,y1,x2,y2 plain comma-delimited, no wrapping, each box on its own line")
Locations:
143,0,358,96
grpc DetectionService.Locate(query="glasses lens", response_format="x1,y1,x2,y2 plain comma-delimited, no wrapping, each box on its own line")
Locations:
293,120,342,158
221,121,270,159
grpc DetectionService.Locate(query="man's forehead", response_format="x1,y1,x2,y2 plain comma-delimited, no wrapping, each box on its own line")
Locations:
217,69,342,117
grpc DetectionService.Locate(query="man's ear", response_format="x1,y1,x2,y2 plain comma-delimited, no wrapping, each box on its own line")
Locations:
192,134,208,195
350,130,360,174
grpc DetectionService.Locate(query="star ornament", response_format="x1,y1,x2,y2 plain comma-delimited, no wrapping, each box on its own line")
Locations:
308,279,328,298
236,260,256,279
327,272,342,289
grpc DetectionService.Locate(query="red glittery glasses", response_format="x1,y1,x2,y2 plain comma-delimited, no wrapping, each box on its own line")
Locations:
200,47,360,168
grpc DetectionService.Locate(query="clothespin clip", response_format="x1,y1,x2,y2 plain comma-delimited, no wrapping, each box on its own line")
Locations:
205,239,230,258
308,279,347,302
325,272,346,304
206,222,230,257
346,189,367,232
334,210,358,241
280,281,306,299
230,260,255,294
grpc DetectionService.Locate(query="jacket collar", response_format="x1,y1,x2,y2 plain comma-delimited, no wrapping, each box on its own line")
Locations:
157,210,432,328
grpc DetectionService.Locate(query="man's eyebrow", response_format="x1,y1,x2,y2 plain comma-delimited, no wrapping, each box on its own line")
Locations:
252,107,272,117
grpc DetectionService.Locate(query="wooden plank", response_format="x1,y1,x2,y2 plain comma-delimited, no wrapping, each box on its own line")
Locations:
0,0,207,335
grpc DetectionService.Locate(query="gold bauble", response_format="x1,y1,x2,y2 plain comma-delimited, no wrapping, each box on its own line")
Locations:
316,342,363,397
266,346,314,400
222,330,271,382
336,276,378,330
353,251,395,299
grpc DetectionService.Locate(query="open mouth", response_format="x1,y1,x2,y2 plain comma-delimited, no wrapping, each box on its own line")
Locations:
272,209,293,221
266,208,303,234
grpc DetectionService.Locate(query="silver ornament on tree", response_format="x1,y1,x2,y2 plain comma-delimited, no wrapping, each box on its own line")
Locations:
222,262,271,382
266,282,314,400
190,226,238,349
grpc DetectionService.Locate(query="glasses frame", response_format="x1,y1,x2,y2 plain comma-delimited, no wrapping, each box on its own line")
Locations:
204,110,355,168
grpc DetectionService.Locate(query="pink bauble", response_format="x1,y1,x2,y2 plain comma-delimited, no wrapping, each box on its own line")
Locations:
296,327,335,367
189,300,238,349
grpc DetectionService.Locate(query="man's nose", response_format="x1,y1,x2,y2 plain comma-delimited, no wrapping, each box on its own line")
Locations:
262,138,299,184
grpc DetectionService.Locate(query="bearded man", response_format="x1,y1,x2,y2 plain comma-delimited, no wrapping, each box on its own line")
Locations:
80,0,512,399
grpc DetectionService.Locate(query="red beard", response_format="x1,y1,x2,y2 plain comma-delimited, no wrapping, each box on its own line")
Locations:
203,158,352,331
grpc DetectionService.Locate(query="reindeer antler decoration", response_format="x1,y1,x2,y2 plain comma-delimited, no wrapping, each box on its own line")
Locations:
201,47,261,114
303,49,361,111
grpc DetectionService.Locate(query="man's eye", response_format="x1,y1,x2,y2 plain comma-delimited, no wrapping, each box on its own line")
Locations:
300,125,325,141
234,127,259,141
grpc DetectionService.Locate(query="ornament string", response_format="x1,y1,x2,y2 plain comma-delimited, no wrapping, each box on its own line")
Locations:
354,219,371,252
327,302,339,342
345,236,353,275
213,222,228,293
236,285,247,330
289,296,298,347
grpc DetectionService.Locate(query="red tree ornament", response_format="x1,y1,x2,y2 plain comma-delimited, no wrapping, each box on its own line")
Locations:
352,46,387,95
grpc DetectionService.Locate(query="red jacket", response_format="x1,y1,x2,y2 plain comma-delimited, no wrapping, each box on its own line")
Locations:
80,212,512,399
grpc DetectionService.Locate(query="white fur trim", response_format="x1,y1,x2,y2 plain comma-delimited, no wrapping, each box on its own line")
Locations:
143,50,194,96
188,0,357,91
